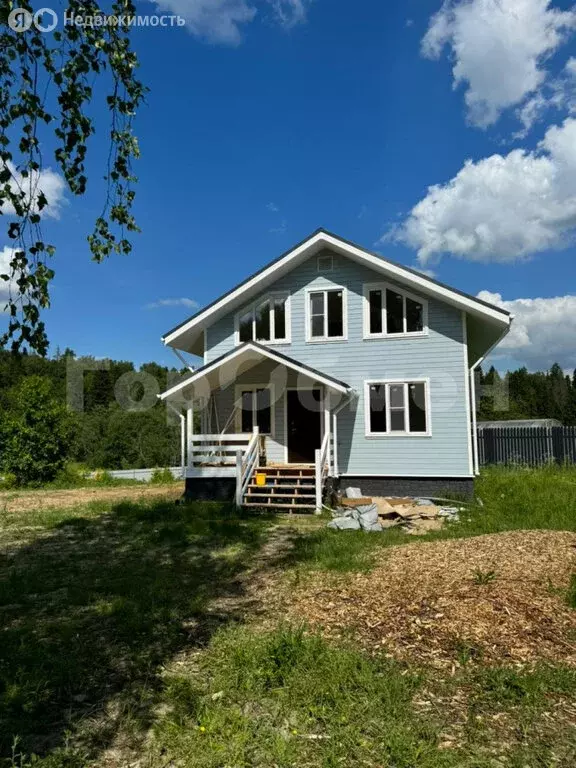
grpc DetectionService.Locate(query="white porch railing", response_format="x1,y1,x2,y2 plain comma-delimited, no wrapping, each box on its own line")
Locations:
315,429,331,514
236,428,260,507
187,433,253,470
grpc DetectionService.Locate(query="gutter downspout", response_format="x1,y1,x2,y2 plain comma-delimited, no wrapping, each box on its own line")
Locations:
331,391,357,477
469,316,514,476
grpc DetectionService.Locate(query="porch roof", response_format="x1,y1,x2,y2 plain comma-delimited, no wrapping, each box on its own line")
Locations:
159,341,351,402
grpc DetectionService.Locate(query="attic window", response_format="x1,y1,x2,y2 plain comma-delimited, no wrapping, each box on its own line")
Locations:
363,283,428,338
317,254,334,272
236,293,290,344
307,287,347,341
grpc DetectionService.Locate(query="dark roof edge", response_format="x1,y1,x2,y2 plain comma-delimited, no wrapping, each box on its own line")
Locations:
163,341,351,394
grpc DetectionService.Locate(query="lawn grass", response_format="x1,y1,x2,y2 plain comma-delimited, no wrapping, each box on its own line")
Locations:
1,467,575,767
0,499,276,766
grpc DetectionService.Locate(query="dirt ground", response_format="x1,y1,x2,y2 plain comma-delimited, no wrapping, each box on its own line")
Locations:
287,530,576,667
0,482,184,515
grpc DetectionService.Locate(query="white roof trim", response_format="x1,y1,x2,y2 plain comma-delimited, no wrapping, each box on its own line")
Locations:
159,342,350,400
163,230,510,348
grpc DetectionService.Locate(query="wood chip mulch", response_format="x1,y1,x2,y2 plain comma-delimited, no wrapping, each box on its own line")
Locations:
288,530,576,667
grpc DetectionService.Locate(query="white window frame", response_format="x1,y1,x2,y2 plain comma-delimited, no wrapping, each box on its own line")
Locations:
234,292,291,346
364,378,431,437
234,383,275,436
305,285,348,343
363,282,428,339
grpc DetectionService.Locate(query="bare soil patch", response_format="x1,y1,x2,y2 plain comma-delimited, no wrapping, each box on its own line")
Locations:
288,530,576,667
0,482,183,515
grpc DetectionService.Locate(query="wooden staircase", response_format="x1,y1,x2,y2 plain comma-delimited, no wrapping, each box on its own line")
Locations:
243,466,316,511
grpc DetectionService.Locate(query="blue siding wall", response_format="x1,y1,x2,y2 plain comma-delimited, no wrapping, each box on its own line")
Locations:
204,250,471,477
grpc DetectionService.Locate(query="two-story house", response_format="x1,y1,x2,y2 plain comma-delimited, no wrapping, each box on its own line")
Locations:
159,229,512,510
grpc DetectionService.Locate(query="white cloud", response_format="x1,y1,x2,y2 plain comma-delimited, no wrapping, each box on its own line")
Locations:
392,117,576,263
1,162,66,219
267,0,308,28
146,298,199,309
411,264,437,279
149,0,308,43
269,218,287,234
0,247,22,311
266,202,279,212
478,290,576,369
150,0,256,43
422,0,576,128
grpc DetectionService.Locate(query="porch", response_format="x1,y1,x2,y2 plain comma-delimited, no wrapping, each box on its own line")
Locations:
159,342,353,512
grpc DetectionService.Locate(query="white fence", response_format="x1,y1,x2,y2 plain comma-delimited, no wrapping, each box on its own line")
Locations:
88,467,183,482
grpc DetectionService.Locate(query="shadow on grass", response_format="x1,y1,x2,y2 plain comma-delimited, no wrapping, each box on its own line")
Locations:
0,500,277,764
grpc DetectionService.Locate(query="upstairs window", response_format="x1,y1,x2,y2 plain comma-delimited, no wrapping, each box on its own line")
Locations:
236,294,290,344
364,283,427,338
307,287,346,341
365,380,429,436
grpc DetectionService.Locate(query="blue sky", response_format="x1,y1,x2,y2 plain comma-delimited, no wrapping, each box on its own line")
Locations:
4,0,576,371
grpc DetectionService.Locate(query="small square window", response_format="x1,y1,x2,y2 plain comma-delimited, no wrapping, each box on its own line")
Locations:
317,254,334,272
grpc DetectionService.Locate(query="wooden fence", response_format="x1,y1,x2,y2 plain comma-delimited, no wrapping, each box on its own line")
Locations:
477,426,576,466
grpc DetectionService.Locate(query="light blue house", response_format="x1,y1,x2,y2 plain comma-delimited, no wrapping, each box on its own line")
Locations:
160,230,511,510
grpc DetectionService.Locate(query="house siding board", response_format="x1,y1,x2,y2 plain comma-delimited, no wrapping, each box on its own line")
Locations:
203,250,471,477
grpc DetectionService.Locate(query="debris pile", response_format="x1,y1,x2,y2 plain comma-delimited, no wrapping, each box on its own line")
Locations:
328,488,461,535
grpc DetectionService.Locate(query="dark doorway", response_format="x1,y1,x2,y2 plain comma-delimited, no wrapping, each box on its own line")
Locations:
287,389,322,464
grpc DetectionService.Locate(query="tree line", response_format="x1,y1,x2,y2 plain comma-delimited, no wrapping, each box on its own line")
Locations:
1,349,575,485
0,349,185,484
478,363,576,424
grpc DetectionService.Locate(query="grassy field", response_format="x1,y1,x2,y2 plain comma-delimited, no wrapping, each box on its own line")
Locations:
0,467,575,767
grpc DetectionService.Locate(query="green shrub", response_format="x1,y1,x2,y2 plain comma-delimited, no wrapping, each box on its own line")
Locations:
150,467,175,484
0,472,17,490
0,377,76,486
50,463,88,489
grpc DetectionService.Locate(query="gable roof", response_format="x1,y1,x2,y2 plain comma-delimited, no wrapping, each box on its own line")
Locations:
163,228,511,353
159,341,351,401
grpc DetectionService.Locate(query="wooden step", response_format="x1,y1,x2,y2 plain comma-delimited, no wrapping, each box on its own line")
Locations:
246,492,316,499
256,467,314,475
251,475,315,482
248,483,314,491
243,502,316,510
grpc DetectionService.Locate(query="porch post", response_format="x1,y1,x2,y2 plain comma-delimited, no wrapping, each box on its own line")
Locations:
180,413,186,479
186,403,194,470
235,449,243,507
315,448,322,514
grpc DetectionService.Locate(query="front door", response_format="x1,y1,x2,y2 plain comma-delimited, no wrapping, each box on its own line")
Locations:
287,389,322,464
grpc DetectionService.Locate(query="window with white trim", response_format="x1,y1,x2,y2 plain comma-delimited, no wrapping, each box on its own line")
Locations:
364,283,427,337
236,386,273,435
236,294,289,344
307,287,346,341
365,380,429,436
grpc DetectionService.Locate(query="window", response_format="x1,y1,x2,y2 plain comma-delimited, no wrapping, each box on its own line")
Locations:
236,294,290,344
317,253,334,272
307,287,346,341
364,283,427,338
236,386,273,435
365,380,429,436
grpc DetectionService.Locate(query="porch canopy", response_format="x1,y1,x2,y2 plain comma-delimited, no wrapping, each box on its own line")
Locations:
159,341,352,406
